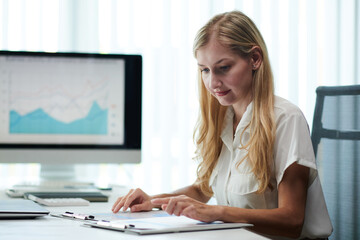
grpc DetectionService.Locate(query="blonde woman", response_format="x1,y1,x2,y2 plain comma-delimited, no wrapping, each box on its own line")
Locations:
112,11,332,240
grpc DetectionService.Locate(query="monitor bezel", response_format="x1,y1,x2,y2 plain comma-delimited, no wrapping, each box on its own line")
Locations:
0,50,142,152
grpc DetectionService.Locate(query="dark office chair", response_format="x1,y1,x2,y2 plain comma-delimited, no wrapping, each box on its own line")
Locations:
311,85,360,240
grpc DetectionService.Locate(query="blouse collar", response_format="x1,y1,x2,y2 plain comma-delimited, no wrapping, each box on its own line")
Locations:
220,102,253,149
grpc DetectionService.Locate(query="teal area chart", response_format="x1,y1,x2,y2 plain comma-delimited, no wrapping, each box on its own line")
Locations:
9,102,108,135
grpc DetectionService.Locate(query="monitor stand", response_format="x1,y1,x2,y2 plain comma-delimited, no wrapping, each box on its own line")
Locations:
10,164,94,190
40,164,76,181
6,164,97,198
37,164,95,188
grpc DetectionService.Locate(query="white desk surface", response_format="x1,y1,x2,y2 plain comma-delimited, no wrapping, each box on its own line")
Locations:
0,186,270,240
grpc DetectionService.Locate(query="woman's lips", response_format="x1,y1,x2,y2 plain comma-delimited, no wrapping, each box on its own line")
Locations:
214,90,230,96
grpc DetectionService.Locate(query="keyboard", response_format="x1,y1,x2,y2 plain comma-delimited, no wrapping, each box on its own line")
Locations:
27,194,90,206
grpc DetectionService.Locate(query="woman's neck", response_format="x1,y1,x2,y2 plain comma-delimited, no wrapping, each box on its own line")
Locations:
232,94,253,131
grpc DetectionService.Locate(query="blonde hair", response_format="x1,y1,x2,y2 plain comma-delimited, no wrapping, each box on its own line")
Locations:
193,11,275,196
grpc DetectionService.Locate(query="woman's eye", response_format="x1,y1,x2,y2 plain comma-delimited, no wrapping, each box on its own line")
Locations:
220,65,230,71
201,68,210,73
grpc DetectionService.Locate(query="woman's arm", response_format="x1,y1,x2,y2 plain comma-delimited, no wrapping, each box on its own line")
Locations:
219,162,309,238
152,162,309,239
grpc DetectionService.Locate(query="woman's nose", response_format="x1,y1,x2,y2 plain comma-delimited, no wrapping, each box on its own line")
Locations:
209,73,222,90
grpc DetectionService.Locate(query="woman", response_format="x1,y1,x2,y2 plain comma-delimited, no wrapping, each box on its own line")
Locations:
112,11,332,239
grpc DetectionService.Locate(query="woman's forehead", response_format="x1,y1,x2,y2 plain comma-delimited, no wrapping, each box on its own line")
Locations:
196,39,238,66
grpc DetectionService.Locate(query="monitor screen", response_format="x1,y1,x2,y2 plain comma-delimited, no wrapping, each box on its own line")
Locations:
0,51,142,164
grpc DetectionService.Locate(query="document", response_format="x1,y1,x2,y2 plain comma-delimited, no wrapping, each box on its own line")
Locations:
83,211,253,235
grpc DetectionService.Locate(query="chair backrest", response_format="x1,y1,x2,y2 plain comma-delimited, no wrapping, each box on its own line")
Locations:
311,85,360,240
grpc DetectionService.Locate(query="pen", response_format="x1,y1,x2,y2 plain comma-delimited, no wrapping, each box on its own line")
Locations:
74,214,95,220
97,220,135,229
61,212,95,220
62,211,74,218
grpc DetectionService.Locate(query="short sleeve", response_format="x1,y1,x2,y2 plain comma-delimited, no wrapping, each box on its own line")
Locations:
273,106,317,186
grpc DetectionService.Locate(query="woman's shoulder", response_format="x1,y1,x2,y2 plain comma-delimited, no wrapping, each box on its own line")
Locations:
274,96,306,123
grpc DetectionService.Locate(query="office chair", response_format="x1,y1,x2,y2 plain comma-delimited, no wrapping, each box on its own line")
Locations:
311,85,360,240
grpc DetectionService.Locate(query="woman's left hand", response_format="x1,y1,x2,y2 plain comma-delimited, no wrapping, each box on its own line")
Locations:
151,195,222,222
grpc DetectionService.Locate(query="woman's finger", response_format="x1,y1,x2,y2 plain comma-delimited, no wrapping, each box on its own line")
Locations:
123,188,146,211
182,205,198,220
164,197,177,215
161,203,168,211
173,202,189,216
130,201,152,212
151,197,170,205
112,196,124,211
112,189,134,213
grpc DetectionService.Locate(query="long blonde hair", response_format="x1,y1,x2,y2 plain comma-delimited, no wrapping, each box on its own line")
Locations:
193,11,275,196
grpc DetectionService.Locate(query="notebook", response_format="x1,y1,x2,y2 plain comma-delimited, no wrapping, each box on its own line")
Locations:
0,199,49,219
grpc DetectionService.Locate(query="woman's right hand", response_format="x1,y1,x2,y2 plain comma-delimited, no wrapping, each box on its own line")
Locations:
111,188,155,213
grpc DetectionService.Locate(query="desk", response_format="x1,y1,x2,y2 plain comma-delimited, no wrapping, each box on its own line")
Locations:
0,186,270,240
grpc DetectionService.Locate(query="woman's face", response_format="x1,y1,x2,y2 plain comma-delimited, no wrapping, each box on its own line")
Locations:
196,36,254,107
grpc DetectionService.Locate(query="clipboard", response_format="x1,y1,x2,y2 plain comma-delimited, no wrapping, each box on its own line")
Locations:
83,215,253,235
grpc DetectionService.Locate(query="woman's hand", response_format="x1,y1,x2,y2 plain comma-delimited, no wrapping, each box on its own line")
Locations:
151,195,223,223
112,188,154,213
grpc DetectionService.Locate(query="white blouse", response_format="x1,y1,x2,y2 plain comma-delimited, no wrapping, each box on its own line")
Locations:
209,96,332,239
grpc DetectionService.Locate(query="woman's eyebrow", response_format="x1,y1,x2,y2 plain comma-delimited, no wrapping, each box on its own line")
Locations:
198,58,229,67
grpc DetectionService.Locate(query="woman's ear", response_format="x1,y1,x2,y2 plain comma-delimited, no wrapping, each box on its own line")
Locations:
250,46,263,70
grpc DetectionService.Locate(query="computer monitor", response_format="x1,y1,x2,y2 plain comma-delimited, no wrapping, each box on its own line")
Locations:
0,51,142,181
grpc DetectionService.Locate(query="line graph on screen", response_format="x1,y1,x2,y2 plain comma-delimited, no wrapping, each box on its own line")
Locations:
8,72,111,135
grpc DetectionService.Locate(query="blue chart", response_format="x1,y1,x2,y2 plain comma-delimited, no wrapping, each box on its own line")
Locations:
10,101,108,135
